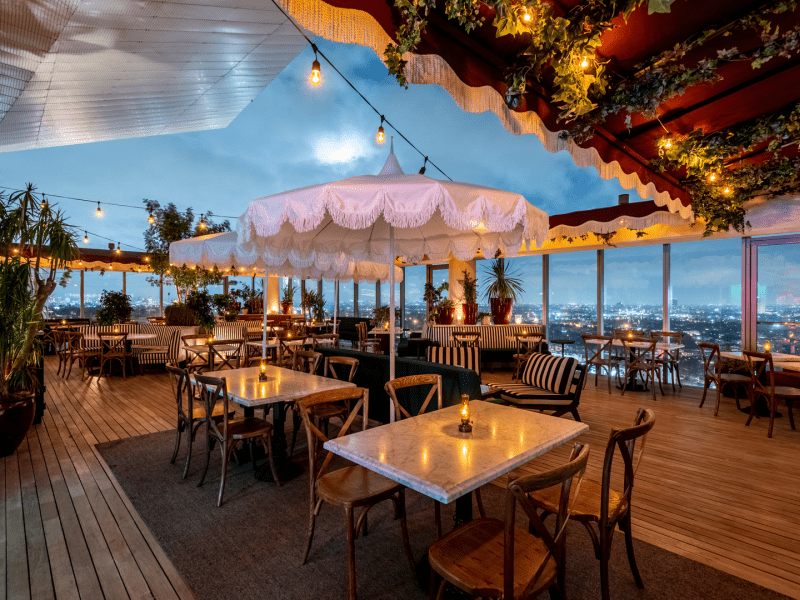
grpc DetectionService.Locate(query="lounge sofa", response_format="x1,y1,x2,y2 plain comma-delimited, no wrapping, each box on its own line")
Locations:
315,348,482,423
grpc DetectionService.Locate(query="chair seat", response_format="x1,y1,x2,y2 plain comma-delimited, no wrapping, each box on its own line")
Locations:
528,478,626,522
226,417,273,440
719,373,751,382
428,518,556,599
191,405,235,421
493,384,573,405
135,345,170,354
310,402,348,420
316,465,401,507
772,386,800,398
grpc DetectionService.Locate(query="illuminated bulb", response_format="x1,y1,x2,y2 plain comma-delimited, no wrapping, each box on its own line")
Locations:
96,202,102,217
199,215,206,230
310,58,321,86
522,9,532,22
664,138,672,149
765,340,771,352
377,125,385,144
115,243,121,254
144,256,149,262
41,196,47,209
12,248,18,253
148,213,155,224
708,173,717,182
723,187,732,195
83,232,89,244
580,57,589,69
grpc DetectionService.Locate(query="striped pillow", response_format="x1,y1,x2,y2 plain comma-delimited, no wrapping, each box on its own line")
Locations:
521,354,578,395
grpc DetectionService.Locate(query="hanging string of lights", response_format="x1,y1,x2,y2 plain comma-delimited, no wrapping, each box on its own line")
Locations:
267,0,452,181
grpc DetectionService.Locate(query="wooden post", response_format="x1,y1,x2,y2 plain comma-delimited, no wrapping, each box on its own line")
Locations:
80,269,85,319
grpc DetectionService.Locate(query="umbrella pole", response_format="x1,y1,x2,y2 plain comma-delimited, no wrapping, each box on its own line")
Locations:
389,226,396,422
333,280,339,335
262,273,268,361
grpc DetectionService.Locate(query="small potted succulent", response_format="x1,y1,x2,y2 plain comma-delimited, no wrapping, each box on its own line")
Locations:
458,269,479,325
281,280,296,315
483,257,524,325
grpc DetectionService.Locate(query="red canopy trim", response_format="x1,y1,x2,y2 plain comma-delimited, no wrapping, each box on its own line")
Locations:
548,200,690,238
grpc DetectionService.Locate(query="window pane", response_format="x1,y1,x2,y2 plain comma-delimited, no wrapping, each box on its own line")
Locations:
322,279,336,318
756,241,800,355
549,251,597,361
340,282,355,317
603,245,662,334
127,271,162,321
671,238,742,387
360,282,376,316
404,266,426,329
46,270,82,318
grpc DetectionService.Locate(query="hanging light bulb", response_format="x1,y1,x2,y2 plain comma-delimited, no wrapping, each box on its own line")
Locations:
522,8,532,22
708,173,717,182
310,44,321,86
419,156,428,175
144,256,149,262
663,137,672,149
83,231,89,244
41,195,48,209
148,212,155,224
96,202,102,217
580,56,589,69
199,214,206,230
115,243,121,254
377,115,386,144
723,187,732,195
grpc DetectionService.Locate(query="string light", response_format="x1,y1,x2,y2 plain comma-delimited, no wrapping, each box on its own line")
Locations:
96,202,102,217
115,243,121,254
83,231,89,244
419,157,428,175
708,173,717,182
148,213,155,224
522,8,532,22
310,43,321,86
664,138,672,149
199,214,206,230
723,187,732,195
377,116,386,144
41,195,48,209
580,56,589,69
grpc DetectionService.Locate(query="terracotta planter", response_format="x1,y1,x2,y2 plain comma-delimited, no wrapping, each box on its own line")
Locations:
490,298,513,325
0,392,36,457
438,307,456,325
462,303,478,325
281,302,293,315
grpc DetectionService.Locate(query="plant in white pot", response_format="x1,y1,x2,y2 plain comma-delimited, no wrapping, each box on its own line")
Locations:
482,257,524,325
0,185,77,456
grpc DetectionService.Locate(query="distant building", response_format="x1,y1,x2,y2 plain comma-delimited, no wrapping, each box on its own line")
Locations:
672,298,678,307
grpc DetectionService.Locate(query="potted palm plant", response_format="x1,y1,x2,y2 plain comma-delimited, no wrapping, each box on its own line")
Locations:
423,281,449,323
458,269,479,325
482,257,524,325
0,185,77,456
281,280,296,314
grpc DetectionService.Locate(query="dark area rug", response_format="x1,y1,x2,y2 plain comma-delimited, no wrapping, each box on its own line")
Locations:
97,431,790,600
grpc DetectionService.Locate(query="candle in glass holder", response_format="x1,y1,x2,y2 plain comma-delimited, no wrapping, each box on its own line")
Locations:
259,359,268,381
514,315,522,325
384,321,389,331
61,319,66,325
113,327,119,333
765,341,771,352
458,394,472,433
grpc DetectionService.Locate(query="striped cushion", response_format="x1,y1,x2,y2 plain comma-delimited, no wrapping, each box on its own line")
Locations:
426,346,481,376
521,354,578,395
421,324,545,350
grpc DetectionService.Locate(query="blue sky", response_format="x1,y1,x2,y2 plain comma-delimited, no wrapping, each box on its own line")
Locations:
0,38,744,307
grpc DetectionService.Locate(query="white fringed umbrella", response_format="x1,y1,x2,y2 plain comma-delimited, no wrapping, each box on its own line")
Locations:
235,143,549,420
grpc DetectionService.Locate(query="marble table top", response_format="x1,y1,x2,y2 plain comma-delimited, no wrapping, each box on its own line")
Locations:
191,366,354,408
584,338,684,350
245,340,306,349
324,400,587,504
720,351,800,361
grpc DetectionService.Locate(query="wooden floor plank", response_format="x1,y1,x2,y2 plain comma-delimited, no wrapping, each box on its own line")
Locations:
5,453,30,600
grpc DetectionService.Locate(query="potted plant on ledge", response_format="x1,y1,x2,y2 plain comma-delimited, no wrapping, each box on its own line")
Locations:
458,269,479,325
423,281,450,323
483,257,524,325
0,185,77,456
281,280,296,315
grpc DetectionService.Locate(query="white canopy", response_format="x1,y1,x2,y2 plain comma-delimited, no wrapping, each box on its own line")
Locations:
169,231,402,283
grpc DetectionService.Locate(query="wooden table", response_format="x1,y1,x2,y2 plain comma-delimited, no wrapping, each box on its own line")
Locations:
84,333,157,374
584,338,685,390
324,400,587,524
192,365,355,482
550,339,575,356
184,342,241,371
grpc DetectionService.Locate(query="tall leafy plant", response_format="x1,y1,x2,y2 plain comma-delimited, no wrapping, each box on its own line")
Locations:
0,185,77,398
482,258,524,302
282,280,297,304
185,289,216,333
458,269,478,304
95,290,133,325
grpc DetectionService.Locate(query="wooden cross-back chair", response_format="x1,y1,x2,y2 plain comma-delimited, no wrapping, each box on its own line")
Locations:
181,334,211,373
296,387,415,600
428,443,590,600
58,330,87,379
743,351,798,438
166,365,234,480
613,329,644,360
194,373,280,507
650,331,684,390
287,350,325,458
697,343,752,416
356,322,381,354
384,374,485,537
620,337,664,401
207,338,245,371
451,329,481,348
311,333,339,350
581,334,622,393
528,408,655,600
96,332,132,378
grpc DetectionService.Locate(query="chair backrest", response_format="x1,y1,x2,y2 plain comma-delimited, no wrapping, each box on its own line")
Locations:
521,354,578,394
614,329,644,339
166,365,193,420
505,443,590,598
743,351,775,399
97,332,128,357
297,387,369,487
292,350,321,374
598,408,655,530
325,356,359,383
356,322,366,342
451,330,481,347
581,334,612,365
193,373,231,442
426,345,481,377
384,374,442,420
621,337,656,366
63,331,84,355
697,342,721,381
650,331,683,343
182,333,209,346
312,333,339,349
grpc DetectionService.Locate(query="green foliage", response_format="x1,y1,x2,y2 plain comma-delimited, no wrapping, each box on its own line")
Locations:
232,284,263,313
0,185,77,397
371,305,400,327
95,290,133,325
185,289,216,334
282,280,297,304
301,289,326,321
457,269,478,304
211,293,237,316
164,304,196,327
482,258,524,302
142,199,229,302
423,281,450,323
